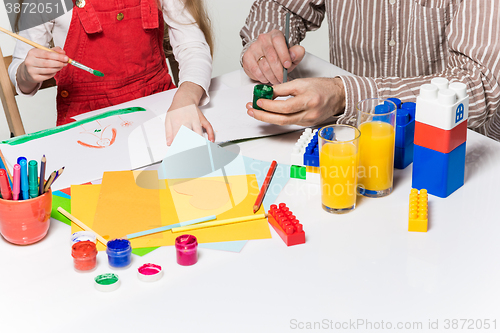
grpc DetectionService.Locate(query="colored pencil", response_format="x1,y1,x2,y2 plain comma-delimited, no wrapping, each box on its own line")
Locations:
52,166,65,183
38,155,46,195
283,12,290,83
171,213,267,233
57,207,108,246
126,215,217,239
0,26,104,77
43,170,57,193
253,160,278,213
0,148,12,185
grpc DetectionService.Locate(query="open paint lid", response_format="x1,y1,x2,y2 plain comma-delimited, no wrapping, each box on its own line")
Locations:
137,263,163,282
94,273,120,292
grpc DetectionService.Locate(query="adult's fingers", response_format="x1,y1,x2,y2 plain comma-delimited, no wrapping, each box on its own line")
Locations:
287,45,306,72
257,56,280,85
242,48,269,83
247,106,306,126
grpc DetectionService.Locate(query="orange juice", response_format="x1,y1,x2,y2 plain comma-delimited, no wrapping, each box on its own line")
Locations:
320,142,359,209
358,121,395,192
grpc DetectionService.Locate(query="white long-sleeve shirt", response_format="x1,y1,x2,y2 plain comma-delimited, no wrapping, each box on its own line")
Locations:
9,0,212,104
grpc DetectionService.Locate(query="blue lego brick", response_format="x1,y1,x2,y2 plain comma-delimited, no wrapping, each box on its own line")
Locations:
395,102,416,148
387,98,402,109
412,142,466,198
303,131,319,167
394,142,414,169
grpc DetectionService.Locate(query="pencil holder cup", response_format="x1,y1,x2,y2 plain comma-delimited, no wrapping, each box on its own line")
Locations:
0,189,52,245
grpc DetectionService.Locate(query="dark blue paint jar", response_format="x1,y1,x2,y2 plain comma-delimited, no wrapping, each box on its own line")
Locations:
106,239,132,268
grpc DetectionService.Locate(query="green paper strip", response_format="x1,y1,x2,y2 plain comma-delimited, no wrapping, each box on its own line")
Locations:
2,107,146,145
132,247,160,256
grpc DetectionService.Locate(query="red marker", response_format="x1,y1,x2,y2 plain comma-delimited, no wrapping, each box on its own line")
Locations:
0,169,12,200
13,164,20,201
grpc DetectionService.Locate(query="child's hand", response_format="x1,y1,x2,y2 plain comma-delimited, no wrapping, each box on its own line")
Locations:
166,81,214,145
165,104,214,146
17,46,68,94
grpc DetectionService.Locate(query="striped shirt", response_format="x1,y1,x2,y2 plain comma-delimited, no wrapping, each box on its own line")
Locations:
240,0,500,141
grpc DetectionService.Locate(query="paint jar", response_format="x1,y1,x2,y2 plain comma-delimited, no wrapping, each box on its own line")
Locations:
137,263,163,282
0,189,52,245
106,238,132,268
71,231,97,245
175,234,198,266
71,240,97,272
94,273,120,292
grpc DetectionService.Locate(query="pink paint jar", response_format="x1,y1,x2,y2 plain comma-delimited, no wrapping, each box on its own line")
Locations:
72,240,98,272
0,189,52,245
175,234,198,266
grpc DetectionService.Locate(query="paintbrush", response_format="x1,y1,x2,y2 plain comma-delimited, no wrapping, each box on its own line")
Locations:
283,12,290,83
0,26,104,77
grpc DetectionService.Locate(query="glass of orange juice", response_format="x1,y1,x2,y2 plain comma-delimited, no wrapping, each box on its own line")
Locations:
357,98,397,198
319,125,361,214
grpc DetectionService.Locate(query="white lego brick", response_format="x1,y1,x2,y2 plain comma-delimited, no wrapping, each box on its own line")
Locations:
290,128,314,166
415,79,469,130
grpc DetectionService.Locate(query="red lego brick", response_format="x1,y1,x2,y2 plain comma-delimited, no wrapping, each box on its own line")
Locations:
414,120,467,154
267,203,305,246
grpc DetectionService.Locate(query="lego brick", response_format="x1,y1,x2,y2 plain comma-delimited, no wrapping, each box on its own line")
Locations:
394,142,414,169
267,203,305,246
395,103,416,148
303,131,319,167
415,78,469,130
414,120,467,154
412,142,466,198
291,128,317,166
408,188,428,232
290,165,306,180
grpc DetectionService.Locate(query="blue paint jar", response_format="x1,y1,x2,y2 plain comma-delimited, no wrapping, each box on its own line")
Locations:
106,239,132,268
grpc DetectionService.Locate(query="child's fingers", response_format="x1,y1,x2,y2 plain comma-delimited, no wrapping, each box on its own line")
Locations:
51,46,66,55
30,48,68,63
200,116,215,142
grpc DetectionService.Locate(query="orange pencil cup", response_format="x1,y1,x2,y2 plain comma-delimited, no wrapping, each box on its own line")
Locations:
0,190,52,245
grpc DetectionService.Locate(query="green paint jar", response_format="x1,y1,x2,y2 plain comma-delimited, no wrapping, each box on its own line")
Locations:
253,84,274,111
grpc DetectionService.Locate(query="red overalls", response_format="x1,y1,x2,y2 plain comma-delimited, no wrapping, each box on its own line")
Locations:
55,0,175,125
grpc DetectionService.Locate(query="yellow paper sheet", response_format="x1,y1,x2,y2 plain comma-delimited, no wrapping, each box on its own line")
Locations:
71,173,271,250
92,171,163,238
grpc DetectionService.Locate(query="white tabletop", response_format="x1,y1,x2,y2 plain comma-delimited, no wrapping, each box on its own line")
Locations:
1,54,499,333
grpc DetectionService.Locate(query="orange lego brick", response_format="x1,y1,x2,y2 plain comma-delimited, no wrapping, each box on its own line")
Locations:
408,188,428,232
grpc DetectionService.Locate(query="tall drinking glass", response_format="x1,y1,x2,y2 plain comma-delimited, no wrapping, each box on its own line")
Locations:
319,125,361,214
357,98,397,197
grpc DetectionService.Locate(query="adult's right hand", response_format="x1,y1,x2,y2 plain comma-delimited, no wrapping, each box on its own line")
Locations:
17,46,68,94
242,29,305,85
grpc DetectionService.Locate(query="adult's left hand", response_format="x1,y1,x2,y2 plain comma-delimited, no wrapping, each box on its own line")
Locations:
246,77,346,126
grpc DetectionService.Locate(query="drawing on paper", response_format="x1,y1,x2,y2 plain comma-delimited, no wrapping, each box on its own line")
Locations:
77,120,117,149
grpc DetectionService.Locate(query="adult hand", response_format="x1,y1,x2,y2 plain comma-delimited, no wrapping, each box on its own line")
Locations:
246,77,346,126
166,81,214,146
242,29,305,85
17,46,68,94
